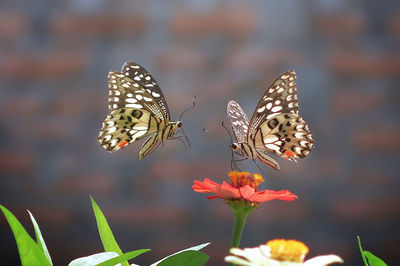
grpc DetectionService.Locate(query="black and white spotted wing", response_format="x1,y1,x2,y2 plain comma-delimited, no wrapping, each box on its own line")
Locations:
107,70,166,121
227,70,314,169
98,63,180,159
248,70,299,136
99,70,165,152
249,70,313,160
121,62,170,120
227,101,249,143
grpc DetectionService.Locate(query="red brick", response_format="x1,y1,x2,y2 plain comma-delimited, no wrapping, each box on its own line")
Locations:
351,127,400,152
156,47,208,72
331,89,385,116
347,170,397,187
0,11,27,40
30,120,71,141
194,78,237,105
169,6,257,39
54,91,90,118
224,48,303,74
327,49,400,77
53,173,116,194
51,12,147,38
332,196,400,222
149,159,227,181
0,152,36,174
313,12,365,37
102,206,191,226
28,207,76,226
0,97,41,119
387,13,400,39
0,50,88,80
0,206,75,227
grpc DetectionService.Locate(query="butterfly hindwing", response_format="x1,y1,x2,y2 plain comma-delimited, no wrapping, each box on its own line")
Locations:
254,113,313,160
227,100,250,142
98,108,159,152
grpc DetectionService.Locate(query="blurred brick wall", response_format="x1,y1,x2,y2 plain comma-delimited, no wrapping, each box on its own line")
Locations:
0,1,399,265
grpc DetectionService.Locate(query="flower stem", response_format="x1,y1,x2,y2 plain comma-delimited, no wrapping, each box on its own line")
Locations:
231,211,248,248
227,200,256,266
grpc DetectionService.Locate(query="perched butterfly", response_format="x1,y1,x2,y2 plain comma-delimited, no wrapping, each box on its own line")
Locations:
227,70,314,170
98,62,190,159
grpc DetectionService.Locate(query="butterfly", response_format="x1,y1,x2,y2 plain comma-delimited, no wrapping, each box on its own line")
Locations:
98,62,188,159
227,70,314,170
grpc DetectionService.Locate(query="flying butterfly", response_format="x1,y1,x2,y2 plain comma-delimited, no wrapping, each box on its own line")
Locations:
98,62,192,159
227,70,314,170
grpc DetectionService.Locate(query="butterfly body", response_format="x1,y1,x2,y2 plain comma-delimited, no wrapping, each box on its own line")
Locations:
227,70,314,170
98,62,183,159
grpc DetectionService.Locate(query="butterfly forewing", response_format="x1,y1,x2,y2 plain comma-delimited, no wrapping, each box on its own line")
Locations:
227,100,250,142
108,71,165,121
248,70,299,136
121,62,170,120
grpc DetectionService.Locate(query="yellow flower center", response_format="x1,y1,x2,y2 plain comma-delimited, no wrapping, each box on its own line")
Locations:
228,171,264,189
265,239,309,263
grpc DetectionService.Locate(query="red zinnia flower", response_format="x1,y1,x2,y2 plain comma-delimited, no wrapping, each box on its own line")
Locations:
192,171,297,204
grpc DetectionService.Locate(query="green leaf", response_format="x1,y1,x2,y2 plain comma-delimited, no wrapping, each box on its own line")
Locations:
68,252,120,266
151,242,210,266
0,205,51,266
357,236,369,266
90,196,129,266
357,236,388,266
98,249,150,266
28,210,53,265
156,250,209,266
364,251,388,266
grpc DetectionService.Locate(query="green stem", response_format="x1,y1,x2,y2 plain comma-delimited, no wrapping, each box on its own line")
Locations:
231,211,248,248
227,200,256,266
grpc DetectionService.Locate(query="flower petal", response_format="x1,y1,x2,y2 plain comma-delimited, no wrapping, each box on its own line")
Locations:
224,256,254,266
239,185,256,200
192,178,220,193
304,255,343,266
219,181,241,198
249,189,298,203
192,178,241,200
206,195,224,200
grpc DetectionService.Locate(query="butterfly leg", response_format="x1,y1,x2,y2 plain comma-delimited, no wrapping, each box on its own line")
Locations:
172,128,191,149
254,160,265,174
171,135,189,150
231,152,248,171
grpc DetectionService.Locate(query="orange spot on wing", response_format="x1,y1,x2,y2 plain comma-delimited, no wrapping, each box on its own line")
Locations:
281,150,296,160
284,150,295,157
117,140,128,148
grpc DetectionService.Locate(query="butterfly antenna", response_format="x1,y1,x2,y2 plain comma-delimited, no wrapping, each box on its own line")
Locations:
179,95,196,121
221,121,234,143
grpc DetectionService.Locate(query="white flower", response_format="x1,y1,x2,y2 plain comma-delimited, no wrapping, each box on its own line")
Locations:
225,239,343,266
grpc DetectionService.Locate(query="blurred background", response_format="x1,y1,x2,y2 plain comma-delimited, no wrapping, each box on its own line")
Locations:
0,0,399,265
